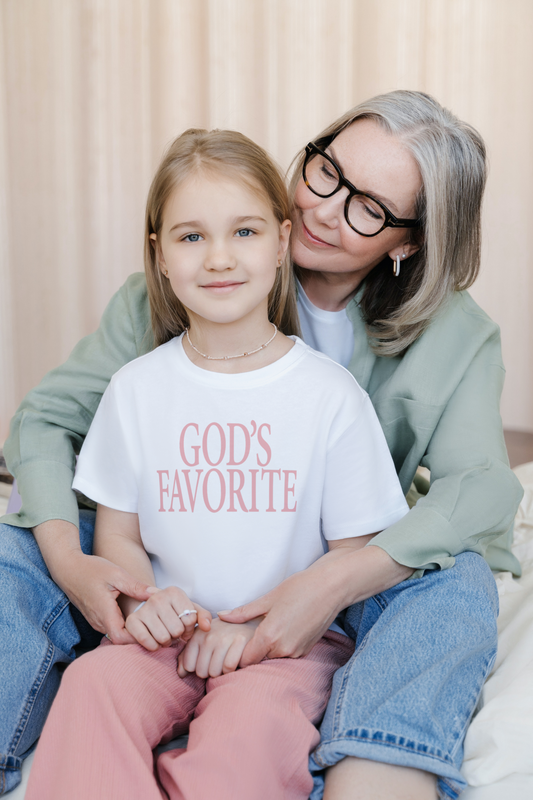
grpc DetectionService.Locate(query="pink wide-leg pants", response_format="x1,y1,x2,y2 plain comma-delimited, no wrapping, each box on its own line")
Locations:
26,631,354,800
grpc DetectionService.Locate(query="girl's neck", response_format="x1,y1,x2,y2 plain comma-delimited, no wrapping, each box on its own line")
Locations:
298,268,364,312
183,316,293,374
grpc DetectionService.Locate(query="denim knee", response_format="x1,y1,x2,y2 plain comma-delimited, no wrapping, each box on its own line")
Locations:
310,552,499,800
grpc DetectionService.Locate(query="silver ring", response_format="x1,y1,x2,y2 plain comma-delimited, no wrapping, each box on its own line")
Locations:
178,609,197,620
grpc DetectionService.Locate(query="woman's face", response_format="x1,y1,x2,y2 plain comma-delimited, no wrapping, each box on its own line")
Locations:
291,118,422,282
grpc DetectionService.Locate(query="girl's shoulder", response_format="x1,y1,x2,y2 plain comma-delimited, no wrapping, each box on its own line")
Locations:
293,337,369,402
107,336,179,391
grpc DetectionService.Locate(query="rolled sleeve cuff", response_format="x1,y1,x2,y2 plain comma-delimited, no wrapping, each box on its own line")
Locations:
0,460,80,530
369,505,466,572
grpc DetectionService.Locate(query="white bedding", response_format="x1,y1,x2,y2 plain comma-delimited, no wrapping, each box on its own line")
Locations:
462,461,533,792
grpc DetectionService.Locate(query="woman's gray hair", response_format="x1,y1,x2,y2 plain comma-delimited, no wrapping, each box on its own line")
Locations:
289,90,487,356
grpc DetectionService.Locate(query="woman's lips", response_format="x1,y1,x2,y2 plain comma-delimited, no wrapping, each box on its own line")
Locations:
301,221,335,248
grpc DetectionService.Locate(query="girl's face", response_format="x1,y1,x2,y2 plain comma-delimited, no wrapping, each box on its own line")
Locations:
154,172,291,329
291,118,422,281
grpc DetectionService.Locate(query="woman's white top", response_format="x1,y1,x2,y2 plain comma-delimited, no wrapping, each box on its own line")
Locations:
297,282,355,368
73,336,408,615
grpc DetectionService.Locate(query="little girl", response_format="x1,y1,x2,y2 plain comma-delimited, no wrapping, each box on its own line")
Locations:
26,129,408,800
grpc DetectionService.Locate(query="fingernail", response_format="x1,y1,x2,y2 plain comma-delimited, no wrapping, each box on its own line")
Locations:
217,610,231,615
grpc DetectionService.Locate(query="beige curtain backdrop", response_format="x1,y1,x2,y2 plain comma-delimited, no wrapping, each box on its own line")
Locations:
1,0,532,444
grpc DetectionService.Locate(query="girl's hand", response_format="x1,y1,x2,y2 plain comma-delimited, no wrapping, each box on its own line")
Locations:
177,617,262,679
125,586,211,651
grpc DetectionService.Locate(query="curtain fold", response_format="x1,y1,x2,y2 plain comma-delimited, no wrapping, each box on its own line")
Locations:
1,0,532,440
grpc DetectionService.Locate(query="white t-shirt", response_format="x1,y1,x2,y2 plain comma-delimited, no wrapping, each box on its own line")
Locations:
297,282,355,368
74,336,408,615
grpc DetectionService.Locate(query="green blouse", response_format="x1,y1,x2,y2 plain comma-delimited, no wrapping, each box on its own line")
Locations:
2,272,523,575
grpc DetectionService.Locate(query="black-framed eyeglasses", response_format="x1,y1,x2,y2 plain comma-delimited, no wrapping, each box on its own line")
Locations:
303,141,421,237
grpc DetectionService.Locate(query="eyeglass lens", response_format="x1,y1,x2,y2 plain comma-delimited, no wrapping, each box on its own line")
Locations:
304,151,386,235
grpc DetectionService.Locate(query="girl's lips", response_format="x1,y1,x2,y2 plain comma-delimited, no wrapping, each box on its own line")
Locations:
201,281,244,294
301,221,335,248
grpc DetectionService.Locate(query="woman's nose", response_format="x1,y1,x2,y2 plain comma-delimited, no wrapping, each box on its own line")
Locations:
313,189,347,228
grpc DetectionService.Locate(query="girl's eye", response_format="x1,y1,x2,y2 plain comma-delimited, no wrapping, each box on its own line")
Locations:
182,233,203,243
235,228,254,237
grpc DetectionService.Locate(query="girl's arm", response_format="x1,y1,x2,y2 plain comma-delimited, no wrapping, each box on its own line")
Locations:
93,505,157,617
94,504,211,648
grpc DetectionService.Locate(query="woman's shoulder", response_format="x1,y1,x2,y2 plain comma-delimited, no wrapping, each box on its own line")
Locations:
391,291,504,405
111,272,152,356
445,290,500,333
410,290,501,355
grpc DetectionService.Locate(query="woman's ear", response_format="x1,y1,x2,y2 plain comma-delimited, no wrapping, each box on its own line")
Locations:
387,239,421,263
277,219,292,265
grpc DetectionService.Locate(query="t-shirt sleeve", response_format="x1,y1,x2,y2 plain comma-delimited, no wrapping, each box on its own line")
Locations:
321,394,409,539
72,378,139,513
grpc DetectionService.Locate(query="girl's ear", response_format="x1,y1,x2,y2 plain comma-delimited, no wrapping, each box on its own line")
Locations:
277,219,292,266
150,233,167,273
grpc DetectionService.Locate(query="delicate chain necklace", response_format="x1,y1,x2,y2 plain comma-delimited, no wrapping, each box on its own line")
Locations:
186,323,278,361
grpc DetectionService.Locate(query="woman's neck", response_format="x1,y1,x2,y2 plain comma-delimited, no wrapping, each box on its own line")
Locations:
298,268,363,312
183,315,293,374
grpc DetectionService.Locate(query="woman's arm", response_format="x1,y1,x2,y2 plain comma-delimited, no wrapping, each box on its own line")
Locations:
3,272,151,530
2,273,152,642
222,302,524,663
219,533,412,665
371,319,523,575
33,517,153,644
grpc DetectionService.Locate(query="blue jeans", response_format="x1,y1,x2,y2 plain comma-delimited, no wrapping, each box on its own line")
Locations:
310,552,499,800
0,516,498,798
0,512,100,795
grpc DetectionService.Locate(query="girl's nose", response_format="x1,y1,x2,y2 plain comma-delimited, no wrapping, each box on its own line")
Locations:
205,243,236,271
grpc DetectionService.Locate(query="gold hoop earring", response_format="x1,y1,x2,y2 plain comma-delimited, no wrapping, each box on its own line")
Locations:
393,253,406,278
393,255,401,277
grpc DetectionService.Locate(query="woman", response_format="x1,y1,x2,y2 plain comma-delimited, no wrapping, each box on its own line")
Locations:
0,91,522,799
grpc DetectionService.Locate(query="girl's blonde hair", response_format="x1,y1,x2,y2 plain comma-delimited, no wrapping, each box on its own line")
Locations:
145,128,299,347
288,90,487,356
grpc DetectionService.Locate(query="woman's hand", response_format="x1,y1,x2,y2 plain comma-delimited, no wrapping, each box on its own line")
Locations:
219,545,414,666
33,519,153,645
218,570,341,667
125,587,212,651
177,617,262,679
